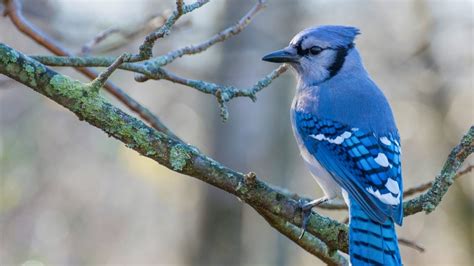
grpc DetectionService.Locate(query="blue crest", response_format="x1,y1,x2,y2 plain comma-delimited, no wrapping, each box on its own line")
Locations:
292,25,360,48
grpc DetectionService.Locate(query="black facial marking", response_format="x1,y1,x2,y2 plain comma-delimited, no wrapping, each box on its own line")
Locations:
295,36,308,56
293,37,354,81
327,43,354,78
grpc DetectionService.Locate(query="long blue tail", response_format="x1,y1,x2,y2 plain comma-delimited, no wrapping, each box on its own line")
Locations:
349,200,402,266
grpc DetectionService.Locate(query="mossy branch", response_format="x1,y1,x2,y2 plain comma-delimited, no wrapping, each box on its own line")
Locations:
0,43,346,265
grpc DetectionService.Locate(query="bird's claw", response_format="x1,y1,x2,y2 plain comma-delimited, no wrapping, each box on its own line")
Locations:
297,197,329,239
298,199,312,239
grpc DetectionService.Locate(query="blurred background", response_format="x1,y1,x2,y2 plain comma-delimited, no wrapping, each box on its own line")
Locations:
0,0,473,265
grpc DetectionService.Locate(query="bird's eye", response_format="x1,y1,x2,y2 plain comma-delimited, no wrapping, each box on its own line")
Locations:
309,46,323,55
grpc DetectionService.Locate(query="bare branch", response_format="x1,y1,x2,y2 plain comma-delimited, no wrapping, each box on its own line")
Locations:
404,127,474,216
80,11,191,55
81,27,120,54
176,0,185,15
28,0,272,120
133,0,266,84
146,0,267,69
88,53,132,89
398,238,425,253
403,164,473,198
134,0,209,61
3,0,181,141
147,65,288,121
29,55,288,121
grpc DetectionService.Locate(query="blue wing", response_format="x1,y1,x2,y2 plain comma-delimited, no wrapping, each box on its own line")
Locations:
296,111,403,225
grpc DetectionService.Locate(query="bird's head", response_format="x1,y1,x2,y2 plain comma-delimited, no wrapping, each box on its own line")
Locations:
262,25,360,84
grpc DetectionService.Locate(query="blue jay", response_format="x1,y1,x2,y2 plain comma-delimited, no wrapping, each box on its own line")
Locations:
262,25,403,265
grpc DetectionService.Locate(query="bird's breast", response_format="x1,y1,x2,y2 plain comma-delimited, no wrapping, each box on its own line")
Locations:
290,95,342,199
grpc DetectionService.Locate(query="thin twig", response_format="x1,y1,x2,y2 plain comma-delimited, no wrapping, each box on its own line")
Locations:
404,127,474,216
176,0,185,14
398,238,425,253
80,10,191,55
145,0,267,69
28,0,271,120
81,27,120,54
149,64,288,121
4,0,181,141
134,0,209,61
404,164,473,198
318,163,474,211
89,53,131,90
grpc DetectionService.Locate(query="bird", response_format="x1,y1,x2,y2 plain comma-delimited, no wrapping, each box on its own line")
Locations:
262,25,403,266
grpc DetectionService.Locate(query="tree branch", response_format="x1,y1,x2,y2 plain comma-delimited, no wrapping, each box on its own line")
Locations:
80,10,192,55
256,207,348,266
404,128,474,216
317,164,474,211
133,0,209,61
5,0,277,122
81,27,121,54
29,55,288,121
28,0,277,121
147,65,289,121
89,52,132,90
0,43,348,260
403,164,473,198
398,238,425,253
144,0,267,69
3,0,181,141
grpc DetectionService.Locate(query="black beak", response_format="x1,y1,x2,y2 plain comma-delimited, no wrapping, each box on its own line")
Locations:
262,47,299,63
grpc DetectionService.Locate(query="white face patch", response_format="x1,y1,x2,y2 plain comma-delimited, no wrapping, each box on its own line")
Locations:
366,186,400,205
385,178,400,195
374,153,390,168
310,131,352,145
380,136,391,146
297,50,334,84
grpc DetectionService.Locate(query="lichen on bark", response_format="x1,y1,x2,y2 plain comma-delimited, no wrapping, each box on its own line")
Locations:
170,144,191,171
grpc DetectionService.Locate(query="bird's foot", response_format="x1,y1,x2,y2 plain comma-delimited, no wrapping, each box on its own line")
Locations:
298,197,329,239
